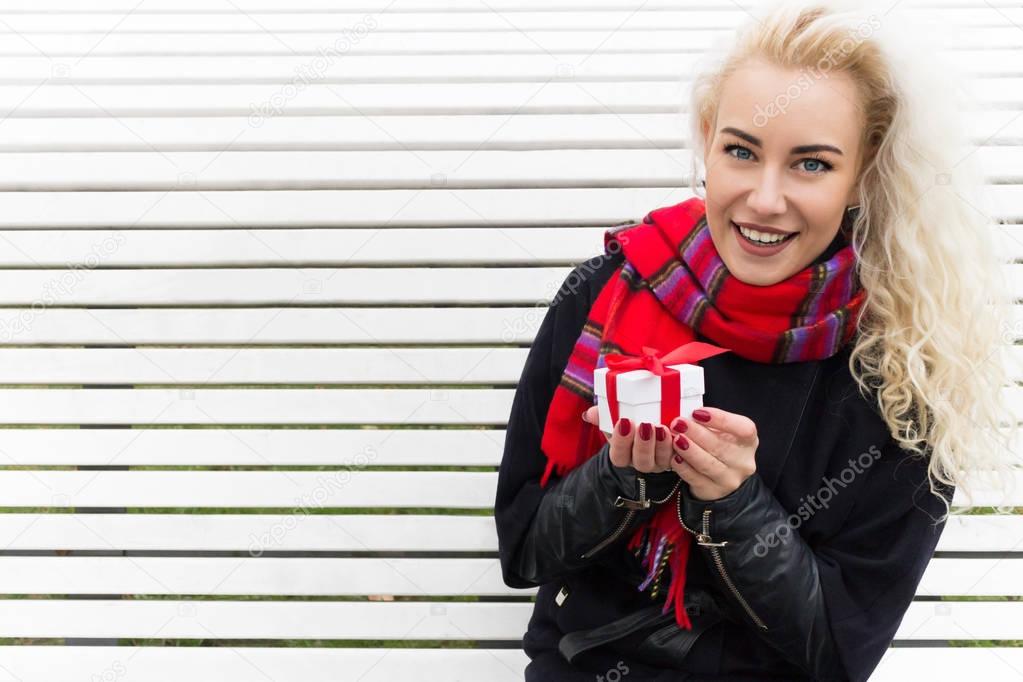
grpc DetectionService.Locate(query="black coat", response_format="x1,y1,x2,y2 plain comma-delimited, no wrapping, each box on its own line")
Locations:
495,248,954,681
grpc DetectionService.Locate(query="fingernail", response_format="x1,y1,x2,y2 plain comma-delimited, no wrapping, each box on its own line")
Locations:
581,410,588,421
673,453,684,463
618,418,632,436
670,417,688,433
655,425,666,442
693,409,711,423
639,422,652,440
674,434,689,450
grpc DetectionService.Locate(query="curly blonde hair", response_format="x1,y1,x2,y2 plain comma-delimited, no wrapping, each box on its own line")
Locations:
686,0,1020,522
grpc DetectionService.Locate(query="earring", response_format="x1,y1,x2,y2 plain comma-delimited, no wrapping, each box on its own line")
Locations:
846,204,860,212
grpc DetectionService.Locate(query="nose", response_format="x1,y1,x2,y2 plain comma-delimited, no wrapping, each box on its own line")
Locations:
746,168,787,216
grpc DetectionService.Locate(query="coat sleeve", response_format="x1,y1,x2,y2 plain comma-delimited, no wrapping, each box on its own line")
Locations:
678,435,954,682
495,256,681,589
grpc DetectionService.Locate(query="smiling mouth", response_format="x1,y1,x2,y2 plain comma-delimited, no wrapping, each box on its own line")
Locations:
732,221,798,246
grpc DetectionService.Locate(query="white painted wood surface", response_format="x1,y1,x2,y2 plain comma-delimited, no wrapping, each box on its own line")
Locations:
0,1,1017,680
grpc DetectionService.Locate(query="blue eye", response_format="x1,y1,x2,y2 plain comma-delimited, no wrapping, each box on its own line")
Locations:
724,144,754,161
800,155,833,173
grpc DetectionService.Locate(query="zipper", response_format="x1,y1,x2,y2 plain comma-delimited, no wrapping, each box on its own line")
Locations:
580,476,647,559
676,493,768,631
579,476,682,560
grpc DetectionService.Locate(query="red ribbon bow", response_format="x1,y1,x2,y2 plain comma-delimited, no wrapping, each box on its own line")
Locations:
601,341,731,428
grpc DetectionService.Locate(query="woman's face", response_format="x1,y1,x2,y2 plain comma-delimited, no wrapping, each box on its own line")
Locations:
701,58,865,286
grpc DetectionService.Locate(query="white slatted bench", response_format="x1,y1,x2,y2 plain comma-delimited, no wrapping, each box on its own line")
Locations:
0,1,1019,680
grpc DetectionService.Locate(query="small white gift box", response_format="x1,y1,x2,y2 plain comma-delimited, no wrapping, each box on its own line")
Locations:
593,363,706,435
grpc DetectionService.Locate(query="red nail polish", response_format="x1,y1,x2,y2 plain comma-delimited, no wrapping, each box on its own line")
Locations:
674,434,689,450
693,409,711,423
639,422,652,440
671,418,688,433
673,453,683,463
619,418,631,436
655,426,666,442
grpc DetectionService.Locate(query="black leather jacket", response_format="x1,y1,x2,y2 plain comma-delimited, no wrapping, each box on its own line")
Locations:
496,251,954,682
508,436,847,680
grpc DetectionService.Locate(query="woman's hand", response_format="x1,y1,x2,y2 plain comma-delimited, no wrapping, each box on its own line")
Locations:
581,406,674,474
667,406,759,501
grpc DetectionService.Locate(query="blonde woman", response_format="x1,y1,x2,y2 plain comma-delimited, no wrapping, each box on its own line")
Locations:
495,1,1019,680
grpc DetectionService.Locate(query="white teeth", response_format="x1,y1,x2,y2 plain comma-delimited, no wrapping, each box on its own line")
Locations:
735,222,792,244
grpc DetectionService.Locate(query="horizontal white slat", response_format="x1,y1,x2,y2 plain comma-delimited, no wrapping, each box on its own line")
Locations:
872,648,1023,681
0,81,1022,118
0,31,721,57
0,388,516,424
0,0,1005,11
0,471,499,508
0,8,1009,33
0,513,1016,553
939,514,1023,551
0,113,698,151
1,346,1023,385
1,50,1022,83
0,227,604,265
0,187,1018,228
0,557,1017,596
0,429,506,466
0,148,1019,190
0,187,670,226
0,348,531,384
0,27,1016,54
1,599,1020,642
918,557,1023,596
897,601,1023,640
0,111,1020,152
0,646,528,682
0,557,529,595
0,308,547,344
0,514,503,551
0,267,572,305
0,469,1017,508
0,600,533,641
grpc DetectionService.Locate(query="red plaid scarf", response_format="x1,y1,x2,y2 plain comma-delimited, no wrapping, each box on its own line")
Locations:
539,196,866,629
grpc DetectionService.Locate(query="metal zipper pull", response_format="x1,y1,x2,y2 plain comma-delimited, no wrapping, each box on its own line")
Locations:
580,476,648,559
676,494,769,631
614,495,651,510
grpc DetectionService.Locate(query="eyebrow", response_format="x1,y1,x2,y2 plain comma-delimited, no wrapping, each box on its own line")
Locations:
720,126,844,156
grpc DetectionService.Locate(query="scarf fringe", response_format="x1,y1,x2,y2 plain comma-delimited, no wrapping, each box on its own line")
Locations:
626,492,694,629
